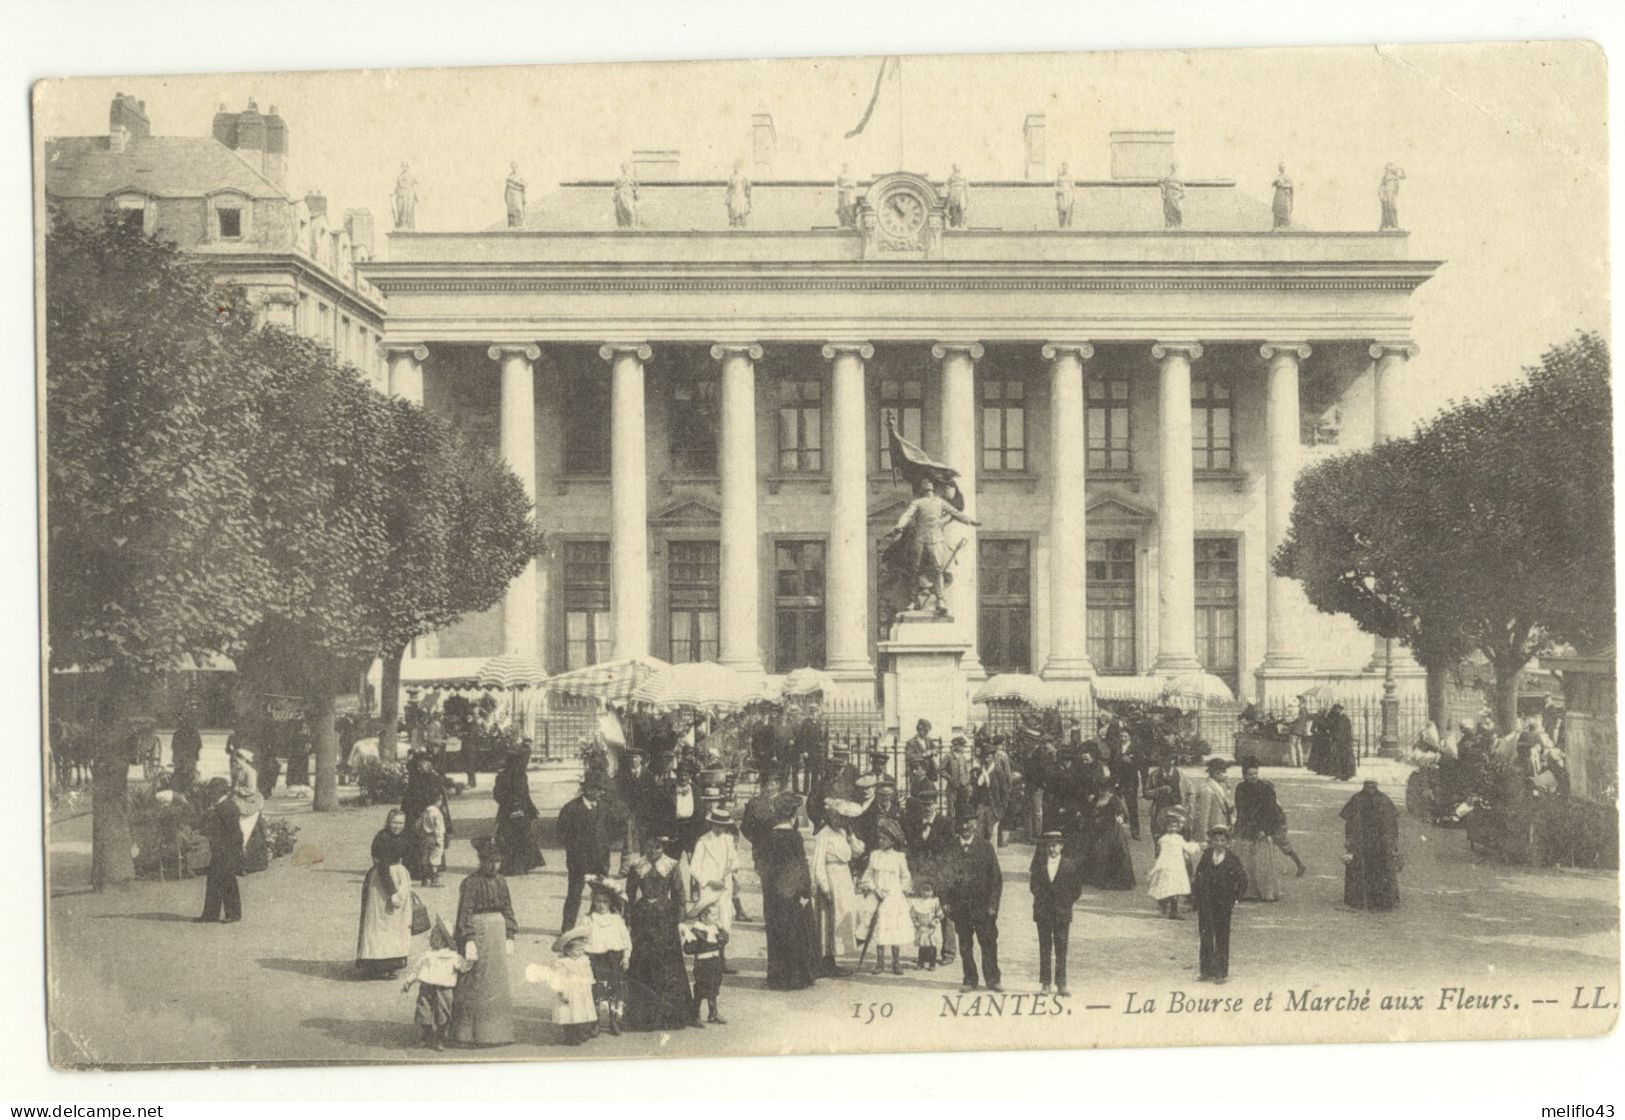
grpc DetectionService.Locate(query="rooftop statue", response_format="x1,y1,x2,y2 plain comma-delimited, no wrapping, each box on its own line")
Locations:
614,164,639,229
1159,163,1184,229
835,163,858,229
504,162,526,228
1055,162,1075,228
392,161,418,231
1272,162,1293,230
726,160,752,228
1379,162,1407,231
878,413,980,622
945,164,969,228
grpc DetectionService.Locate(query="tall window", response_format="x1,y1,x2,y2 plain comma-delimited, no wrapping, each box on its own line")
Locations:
563,371,611,474
1192,376,1233,470
981,377,1026,471
1195,538,1240,694
1086,370,1132,472
778,379,824,472
979,539,1031,673
669,372,718,473
878,377,924,470
774,540,825,671
668,540,720,663
1086,539,1136,673
563,540,612,669
217,207,242,239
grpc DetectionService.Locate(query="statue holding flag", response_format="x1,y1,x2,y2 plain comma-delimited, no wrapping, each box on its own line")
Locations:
878,412,980,623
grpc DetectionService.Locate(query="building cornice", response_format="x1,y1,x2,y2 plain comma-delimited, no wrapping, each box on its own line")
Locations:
207,251,387,320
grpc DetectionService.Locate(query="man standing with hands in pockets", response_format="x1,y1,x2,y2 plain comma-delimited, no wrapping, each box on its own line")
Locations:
940,813,1003,992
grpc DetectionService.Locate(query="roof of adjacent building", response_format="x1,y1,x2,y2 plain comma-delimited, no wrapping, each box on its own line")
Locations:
491,176,1281,234
44,135,289,201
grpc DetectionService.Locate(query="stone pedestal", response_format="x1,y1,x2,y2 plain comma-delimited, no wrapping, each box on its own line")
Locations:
878,610,970,737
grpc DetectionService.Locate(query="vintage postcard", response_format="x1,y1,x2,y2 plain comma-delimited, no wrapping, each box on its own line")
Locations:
35,42,1617,1069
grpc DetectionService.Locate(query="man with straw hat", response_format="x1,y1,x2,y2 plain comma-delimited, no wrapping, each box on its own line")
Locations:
689,805,742,947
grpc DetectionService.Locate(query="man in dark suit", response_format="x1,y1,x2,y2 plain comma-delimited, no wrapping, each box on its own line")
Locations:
940,814,1003,992
1029,829,1084,995
1191,824,1250,982
197,780,243,923
557,773,613,933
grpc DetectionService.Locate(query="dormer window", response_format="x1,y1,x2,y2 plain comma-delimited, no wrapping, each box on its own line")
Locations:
217,207,242,239
206,191,251,243
108,191,153,236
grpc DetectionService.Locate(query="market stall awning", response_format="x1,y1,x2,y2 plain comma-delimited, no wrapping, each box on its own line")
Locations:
630,661,755,713
545,655,671,706
972,673,1058,708
476,652,548,691
400,656,488,687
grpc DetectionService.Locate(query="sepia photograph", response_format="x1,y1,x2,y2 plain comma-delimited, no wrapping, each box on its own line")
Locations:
28,31,1618,1078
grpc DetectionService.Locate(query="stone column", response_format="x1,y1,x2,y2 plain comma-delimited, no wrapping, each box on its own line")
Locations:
1368,341,1421,672
489,344,542,660
1152,342,1203,674
712,343,763,673
1041,342,1096,681
384,343,427,405
1260,343,1311,672
822,343,874,678
934,342,985,679
601,343,652,659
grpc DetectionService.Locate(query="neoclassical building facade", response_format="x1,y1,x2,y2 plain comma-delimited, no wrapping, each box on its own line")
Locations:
362,143,1439,706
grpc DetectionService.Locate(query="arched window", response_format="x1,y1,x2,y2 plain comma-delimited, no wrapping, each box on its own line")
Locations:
107,190,154,236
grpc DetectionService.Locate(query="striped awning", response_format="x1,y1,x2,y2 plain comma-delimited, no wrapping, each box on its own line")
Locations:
972,673,1058,708
476,652,549,691
631,661,754,713
545,655,671,706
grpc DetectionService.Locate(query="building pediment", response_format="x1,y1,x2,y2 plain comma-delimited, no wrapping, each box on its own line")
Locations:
1086,492,1156,524
650,497,721,524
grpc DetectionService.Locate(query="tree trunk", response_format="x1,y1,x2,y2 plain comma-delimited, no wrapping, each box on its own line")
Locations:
1424,663,1451,735
377,645,405,762
1493,663,1523,734
311,686,340,812
91,729,135,890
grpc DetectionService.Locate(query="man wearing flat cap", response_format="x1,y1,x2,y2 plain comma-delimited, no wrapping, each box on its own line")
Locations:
1191,824,1249,982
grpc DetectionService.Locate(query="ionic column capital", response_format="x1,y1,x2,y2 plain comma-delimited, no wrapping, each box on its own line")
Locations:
1152,341,1204,362
1259,342,1312,361
1042,342,1094,362
821,342,874,361
599,342,653,362
710,343,764,362
381,343,429,362
931,341,985,362
1369,341,1419,361
487,343,541,362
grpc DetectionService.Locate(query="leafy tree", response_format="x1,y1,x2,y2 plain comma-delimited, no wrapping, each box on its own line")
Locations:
45,216,268,887
1276,332,1613,730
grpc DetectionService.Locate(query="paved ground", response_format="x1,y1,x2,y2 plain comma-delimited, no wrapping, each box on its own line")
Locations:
45,761,1619,1067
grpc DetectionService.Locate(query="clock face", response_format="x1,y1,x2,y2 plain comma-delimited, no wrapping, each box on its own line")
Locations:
876,189,927,241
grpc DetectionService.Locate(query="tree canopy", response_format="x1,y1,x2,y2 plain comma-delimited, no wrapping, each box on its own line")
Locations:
1275,331,1613,728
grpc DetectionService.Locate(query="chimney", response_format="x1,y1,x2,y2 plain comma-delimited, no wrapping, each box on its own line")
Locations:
263,105,288,188
212,102,237,147
108,92,150,149
304,192,327,222
1023,113,1046,180
1110,130,1176,180
631,149,680,181
751,112,776,178
344,210,375,261
235,99,265,155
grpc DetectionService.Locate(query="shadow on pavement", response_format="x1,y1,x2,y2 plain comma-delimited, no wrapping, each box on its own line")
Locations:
299,1016,419,1052
93,911,194,923
260,957,376,982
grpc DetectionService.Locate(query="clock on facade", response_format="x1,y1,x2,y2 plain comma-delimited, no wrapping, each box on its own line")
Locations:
875,187,928,244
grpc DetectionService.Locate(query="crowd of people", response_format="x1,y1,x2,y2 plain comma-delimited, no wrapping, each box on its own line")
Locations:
301,700,1418,1051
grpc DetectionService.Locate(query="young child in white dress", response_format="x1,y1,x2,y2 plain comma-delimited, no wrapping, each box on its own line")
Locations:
857,819,914,975
525,927,599,1044
416,802,446,887
584,877,631,1035
1147,807,1202,919
907,880,944,970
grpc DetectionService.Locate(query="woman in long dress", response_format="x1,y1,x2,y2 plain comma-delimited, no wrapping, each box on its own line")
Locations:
356,810,413,978
857,818,913,975
623,834,692,1031
1080,789,1136,890
811,802,866,976
760,792,819,991
1233,760,1306,901
492,746,543,875
450,836,518,1046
